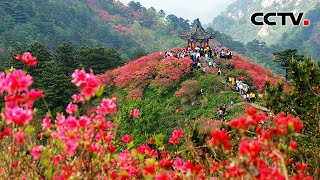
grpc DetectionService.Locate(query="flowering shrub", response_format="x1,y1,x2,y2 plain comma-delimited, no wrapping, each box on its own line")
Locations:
175,80,199,103
126,88,143,100
0,52,315,179
149,57,193,89
232,55,281,90
97,52,193,97
113,24,134,35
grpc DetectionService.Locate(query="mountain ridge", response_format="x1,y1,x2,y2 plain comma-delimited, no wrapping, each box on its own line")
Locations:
209,0,318,44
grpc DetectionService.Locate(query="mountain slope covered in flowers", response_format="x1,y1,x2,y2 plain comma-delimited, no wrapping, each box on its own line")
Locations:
0,50,317,179
95,49,283,146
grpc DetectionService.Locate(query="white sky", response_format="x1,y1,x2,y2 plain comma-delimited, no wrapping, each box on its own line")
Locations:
118,0,236,24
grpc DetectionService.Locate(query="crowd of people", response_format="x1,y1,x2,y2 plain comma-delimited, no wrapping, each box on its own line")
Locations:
164,49,186,59
164,46,259,121
215,48,233,60
227,76,256,103
216,104,227,120
164,46,233,65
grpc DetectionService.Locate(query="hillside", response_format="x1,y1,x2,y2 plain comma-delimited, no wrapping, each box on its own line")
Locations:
0,0,188,59
0,46,318,178
96,49,281,143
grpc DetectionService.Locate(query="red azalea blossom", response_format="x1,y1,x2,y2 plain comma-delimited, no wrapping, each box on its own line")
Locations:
130,108,139,118
31,145,44,160
273,112,303,134
238,138,262,158
14,131,26,144
210,130,232,150
41,115,51,130
16,52,37,66
122,134,132,144
66,102,78,114
289,141,298,150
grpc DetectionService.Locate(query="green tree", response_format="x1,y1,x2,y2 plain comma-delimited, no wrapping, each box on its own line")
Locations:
54,42,77,76
246,39,267,52
75,46,123,74
26,42,52,62
34,61,76,116
264,56,320,171
273,49,304,81
4,43,24,69
128,1,143,12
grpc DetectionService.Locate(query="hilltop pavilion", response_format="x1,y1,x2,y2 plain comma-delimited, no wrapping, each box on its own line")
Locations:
179,18,215,49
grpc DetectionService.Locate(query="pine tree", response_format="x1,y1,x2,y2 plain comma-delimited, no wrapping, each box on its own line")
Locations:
264,56,320,170
54,42,78,76
4,43,24,69
75,46,123,74
34,61,76,116
273,49,304,81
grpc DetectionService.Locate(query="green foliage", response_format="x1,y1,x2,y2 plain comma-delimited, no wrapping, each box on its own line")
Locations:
130,49,148,60
0,0,187,59
75,46,123,74
34,61,76,116
198,74,223,95
54,42,77,76
4,43,24,69
117,96,182,145
166,14,190,34
273,49,304,80
264,56,320,168
26,42,52,62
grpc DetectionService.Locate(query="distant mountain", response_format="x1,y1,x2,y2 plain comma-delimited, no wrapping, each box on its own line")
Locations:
280,3,320,58
209,0,320,59
209,0,318,44
0,0,190,59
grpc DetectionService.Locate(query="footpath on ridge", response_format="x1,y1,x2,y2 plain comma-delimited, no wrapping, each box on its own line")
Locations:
216,76,270,112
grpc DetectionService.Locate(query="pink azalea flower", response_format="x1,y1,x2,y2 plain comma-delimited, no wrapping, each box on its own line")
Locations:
42,115,51,130
122,134,132,144
65,116,78,131
4,107,32,125
71,94,84,103
66,102,78,114
71,69,101,100
172,130,183,138
0,72,6,95
5,70,33,95
169,137,180,145
71,69,87,87
130,109,139,118
14,131,26,144
16,52,37,67
65,140,77,156
79,115,90,127
56,113,66,126
96,98,117,116
169,130,184,145
30,145,44,160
